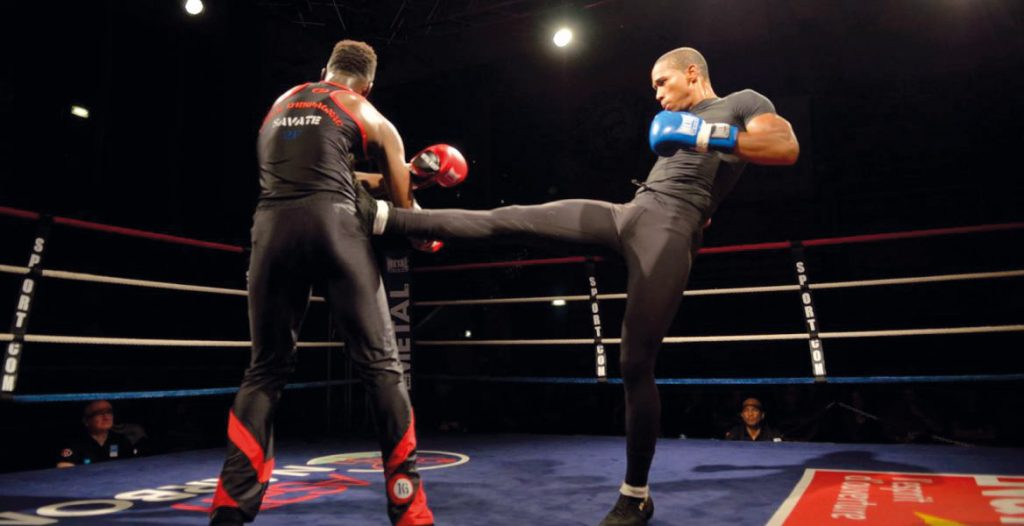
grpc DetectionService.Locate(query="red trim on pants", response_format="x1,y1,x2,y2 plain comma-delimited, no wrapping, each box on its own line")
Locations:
387,411,433,524
228,410,273,483
386,411,417,475
396,481,434,526
212,477,239,509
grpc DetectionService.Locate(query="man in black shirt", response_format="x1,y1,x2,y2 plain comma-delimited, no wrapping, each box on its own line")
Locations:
724,397,783,442
56,400,136,467
362,47,799,525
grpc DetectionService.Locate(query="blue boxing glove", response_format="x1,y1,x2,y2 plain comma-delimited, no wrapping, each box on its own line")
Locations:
649,110,738,156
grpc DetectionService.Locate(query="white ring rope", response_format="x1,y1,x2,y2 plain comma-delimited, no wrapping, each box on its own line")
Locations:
2,265,1020,306
414,324,1024,346
0,264,326,303
3,325,1019,348
1,265,1020,347
411,269,1024,306
0,333,343,348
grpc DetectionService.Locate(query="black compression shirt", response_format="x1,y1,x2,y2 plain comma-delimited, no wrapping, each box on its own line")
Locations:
257,81,368,203
640,89,775,217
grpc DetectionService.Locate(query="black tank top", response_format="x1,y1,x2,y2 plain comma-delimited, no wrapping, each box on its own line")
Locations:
256,81,368,202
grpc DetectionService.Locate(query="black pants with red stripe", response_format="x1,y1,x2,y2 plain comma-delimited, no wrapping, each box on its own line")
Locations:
386,189,704,489
212,194,433,525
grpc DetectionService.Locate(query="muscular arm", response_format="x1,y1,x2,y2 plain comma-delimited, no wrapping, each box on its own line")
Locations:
340,91,414,208
735,113,800,166
368,118,414,209
354,171,384,193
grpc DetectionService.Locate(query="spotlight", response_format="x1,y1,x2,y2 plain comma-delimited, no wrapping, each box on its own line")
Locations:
464,330,472,338
70,105,90,119
553,27,573,48
551,299,567,307
185,0,204,15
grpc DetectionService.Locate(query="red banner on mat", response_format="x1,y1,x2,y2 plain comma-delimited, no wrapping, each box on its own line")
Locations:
768,469,1024,525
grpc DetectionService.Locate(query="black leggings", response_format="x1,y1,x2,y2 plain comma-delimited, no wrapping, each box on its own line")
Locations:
212,195,432,525
388,190,704,487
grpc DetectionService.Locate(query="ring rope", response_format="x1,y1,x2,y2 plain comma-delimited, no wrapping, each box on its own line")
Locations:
809,269,1024,290
4,205,1020,264
418,373,1024,385
414,324,1024,346
0,333,343,348
0,264,327,303
413,222,1024,271
7,325,1018,349
9,379,359,403
411,269,1024,306
1,265,1017,309
2,264,1019,307
0,205,243,253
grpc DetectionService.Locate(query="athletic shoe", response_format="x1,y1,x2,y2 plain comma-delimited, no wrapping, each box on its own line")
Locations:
598,494,654,526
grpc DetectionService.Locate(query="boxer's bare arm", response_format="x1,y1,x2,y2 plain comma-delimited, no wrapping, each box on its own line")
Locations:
735,113,800,166
376,118,415,209
341,94,414,209
354,171,384,194
366,114,414,209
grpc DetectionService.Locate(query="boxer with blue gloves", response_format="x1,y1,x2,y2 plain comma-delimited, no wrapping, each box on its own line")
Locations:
360,46,798,525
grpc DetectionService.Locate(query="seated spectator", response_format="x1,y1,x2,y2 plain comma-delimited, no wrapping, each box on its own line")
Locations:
56,400,137,468
724,397,782,442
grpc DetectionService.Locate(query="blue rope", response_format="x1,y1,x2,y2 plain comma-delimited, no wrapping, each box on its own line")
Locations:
418,374,1024,385
14,373,1022,402
9,379,359,403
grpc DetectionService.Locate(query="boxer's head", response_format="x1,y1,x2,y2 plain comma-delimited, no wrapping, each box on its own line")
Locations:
323,40,377,96
651,47,712,111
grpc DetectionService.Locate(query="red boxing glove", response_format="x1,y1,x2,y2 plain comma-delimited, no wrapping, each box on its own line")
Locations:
409,144,468,188
410,238,444,253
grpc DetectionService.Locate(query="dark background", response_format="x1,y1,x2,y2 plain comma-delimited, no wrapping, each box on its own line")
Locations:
1,0,1022,472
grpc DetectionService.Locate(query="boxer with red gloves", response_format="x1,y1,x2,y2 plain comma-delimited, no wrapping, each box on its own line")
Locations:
211,40,434,526
357,144,466,253
361,47,798,525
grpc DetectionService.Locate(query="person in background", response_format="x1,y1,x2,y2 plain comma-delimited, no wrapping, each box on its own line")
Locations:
56,399,137,468
724,397,782,442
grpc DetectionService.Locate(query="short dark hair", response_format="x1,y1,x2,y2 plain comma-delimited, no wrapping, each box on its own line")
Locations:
83,400,112,418
327,40,377,80
741,397,763,411
656,47,709,81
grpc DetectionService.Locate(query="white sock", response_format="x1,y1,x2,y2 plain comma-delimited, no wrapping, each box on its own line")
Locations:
372,200,389,235
619,482,649,499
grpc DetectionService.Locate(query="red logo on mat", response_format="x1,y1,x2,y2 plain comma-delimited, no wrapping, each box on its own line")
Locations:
172,473,369,513
768,469,1024,525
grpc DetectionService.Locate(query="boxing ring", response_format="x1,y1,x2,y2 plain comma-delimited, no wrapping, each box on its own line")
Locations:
1,204,1023,525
